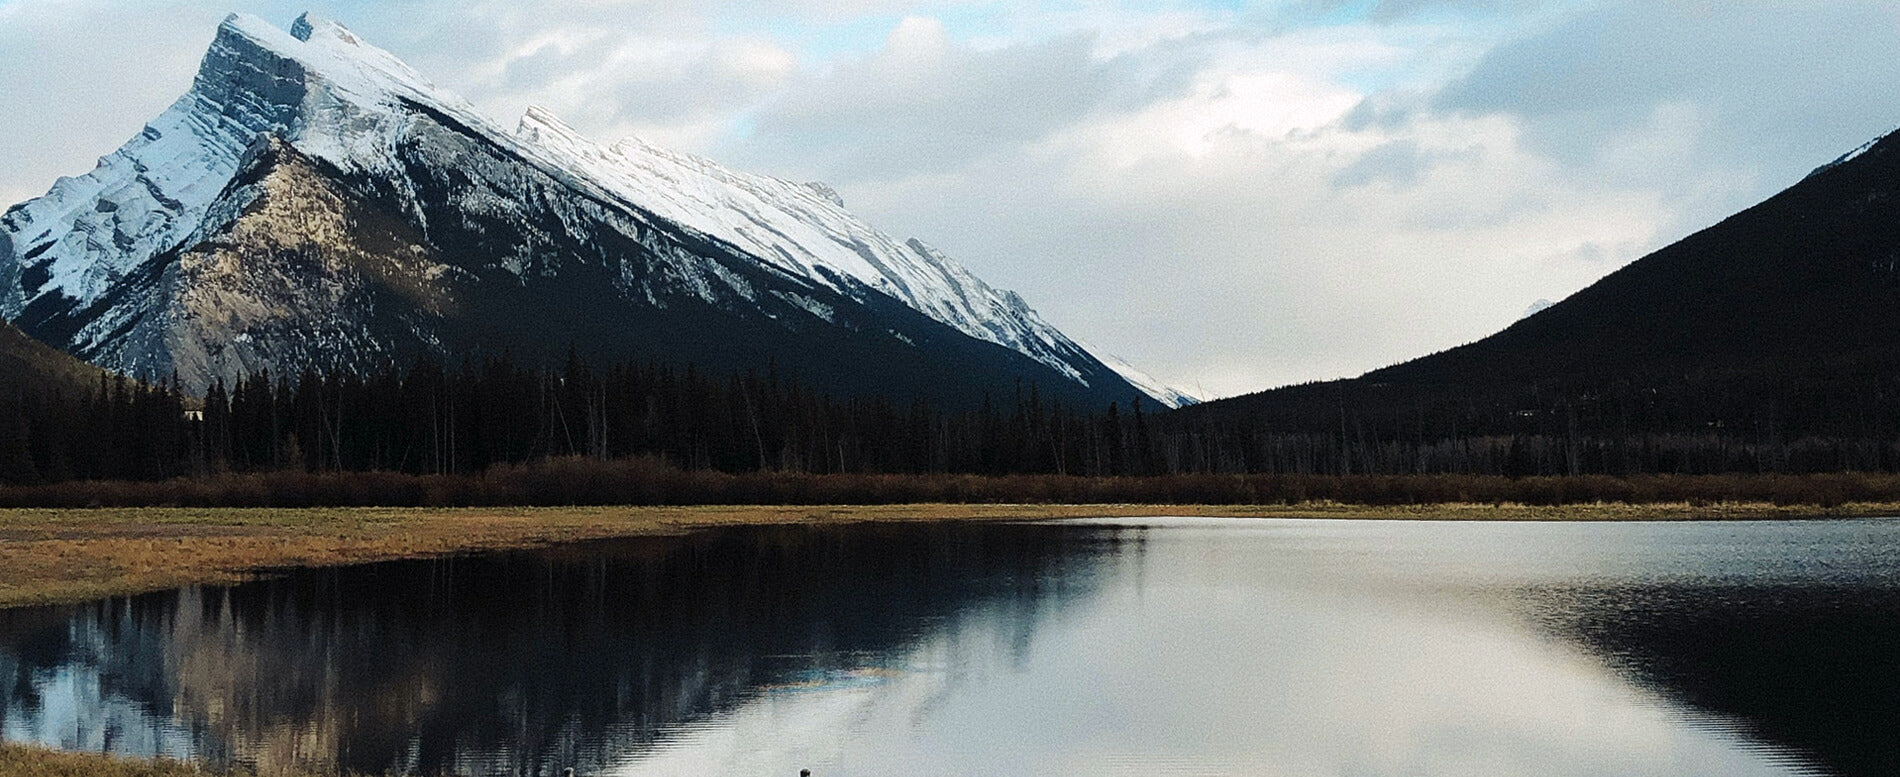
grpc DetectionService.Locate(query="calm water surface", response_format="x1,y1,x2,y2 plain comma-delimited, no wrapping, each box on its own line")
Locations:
4,517,1899,777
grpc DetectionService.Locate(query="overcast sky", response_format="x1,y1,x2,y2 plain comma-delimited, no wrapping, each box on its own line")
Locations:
3,0,1898,398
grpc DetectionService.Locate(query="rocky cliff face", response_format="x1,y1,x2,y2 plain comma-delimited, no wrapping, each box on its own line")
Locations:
1,13,1189,407
53,135,455,384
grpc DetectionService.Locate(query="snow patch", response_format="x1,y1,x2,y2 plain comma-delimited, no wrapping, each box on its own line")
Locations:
1807,130,1892,179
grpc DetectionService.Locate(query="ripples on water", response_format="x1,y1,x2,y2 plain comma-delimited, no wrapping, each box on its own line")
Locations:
2,518,1897,777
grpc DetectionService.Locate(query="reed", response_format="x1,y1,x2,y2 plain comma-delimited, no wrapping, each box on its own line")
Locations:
6,458,1900,509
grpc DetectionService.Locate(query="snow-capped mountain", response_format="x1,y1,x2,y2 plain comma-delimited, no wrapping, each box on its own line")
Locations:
0,12,1188,408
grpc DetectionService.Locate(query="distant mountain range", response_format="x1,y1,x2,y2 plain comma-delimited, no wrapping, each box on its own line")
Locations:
1179,119,1900,470
0,13,1191,410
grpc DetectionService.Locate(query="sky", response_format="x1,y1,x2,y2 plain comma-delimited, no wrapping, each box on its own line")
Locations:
3,0,1898,399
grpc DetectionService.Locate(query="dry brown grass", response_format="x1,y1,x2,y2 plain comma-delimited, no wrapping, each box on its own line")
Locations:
0,743,378,776
0,743,228,777
0,504,1123,608
1,501,1896,609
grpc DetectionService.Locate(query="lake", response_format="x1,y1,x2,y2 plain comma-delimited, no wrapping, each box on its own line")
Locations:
4,517,1899,776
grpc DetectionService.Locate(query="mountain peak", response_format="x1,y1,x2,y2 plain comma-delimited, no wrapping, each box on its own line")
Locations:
2,11,1173,408
290,12,362,45
216,12,299,53
290,12,315,41
517,105,584,144
802,181,845,208
210,13,455,114
219,12,278,37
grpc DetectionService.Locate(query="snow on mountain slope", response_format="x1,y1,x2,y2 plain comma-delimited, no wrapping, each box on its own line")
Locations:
512,107,1102,385
3,12,553,324
0,23,267,319
1,12,1178,406
1807,132,1890,179
1084,346,1203,408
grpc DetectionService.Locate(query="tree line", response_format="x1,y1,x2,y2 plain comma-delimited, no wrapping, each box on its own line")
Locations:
14,353,1900,488
1,354,1165,485
1161,359,1900,477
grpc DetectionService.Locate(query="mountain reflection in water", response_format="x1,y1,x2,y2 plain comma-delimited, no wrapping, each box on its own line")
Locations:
0,522,1118,775
3,518,1899,777
1525,583,1900,777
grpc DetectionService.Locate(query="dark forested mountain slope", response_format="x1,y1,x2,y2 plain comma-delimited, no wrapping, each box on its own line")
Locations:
1174,128,1900,473
1368,131,1900,387
0,319,104,401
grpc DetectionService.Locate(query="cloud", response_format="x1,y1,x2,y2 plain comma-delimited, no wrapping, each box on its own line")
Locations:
0,0,227,209
1293,0,1554,25
6,0,1900,397
477,30,798,147
727,17,1128,179
1335,139,1437,188
813,24,1670,395
1438,1,1900,187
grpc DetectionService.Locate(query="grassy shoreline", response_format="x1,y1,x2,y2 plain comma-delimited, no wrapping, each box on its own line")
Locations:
1,501,1896,610
0,743,377,777
0,744,272,777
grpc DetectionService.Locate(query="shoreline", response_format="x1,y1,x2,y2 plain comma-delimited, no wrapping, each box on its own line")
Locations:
0,743,238,777
2,502,1897,777
2,502,1896,610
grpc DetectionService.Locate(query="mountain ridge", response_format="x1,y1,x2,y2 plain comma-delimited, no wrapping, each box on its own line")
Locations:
1,12,1190,408
1177,119,1900,458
